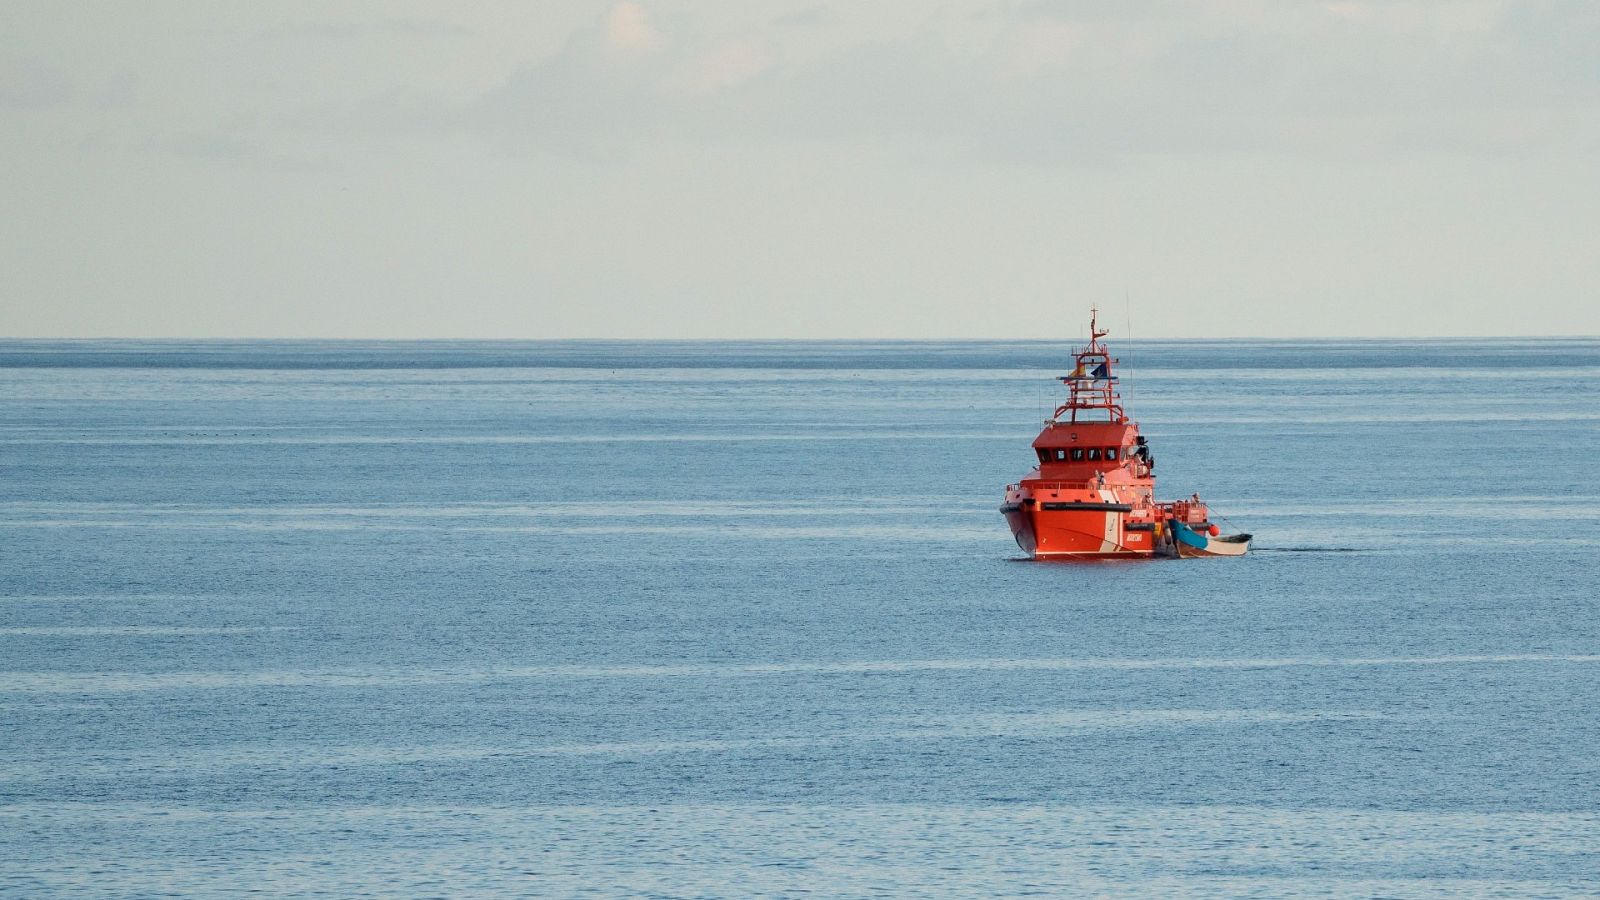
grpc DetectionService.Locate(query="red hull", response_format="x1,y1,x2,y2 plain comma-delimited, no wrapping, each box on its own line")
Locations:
1002,484,1165,559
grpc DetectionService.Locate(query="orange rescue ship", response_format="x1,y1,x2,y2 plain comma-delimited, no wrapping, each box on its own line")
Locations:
1000,310,1251,559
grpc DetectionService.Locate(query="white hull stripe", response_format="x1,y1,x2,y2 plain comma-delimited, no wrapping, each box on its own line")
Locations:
1098,489,1119,552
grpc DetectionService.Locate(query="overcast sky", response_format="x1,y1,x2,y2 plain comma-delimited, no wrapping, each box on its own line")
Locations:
2,1,1597,338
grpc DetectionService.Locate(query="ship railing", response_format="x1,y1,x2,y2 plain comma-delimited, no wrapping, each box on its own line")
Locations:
1025,481,1101,491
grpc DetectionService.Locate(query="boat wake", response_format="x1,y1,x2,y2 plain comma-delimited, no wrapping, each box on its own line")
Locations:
1252,547,1374,553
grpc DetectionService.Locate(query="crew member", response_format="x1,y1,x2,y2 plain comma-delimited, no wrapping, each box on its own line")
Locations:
1134,435,1154,470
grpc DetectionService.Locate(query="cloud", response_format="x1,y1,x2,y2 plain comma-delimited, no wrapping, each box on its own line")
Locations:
321,0,1600,162
993,19,1085,78
665,40,778,97
602,2,663,54
151,129,332,173
259,18,473,41
0,58,73,108
772,7,827,29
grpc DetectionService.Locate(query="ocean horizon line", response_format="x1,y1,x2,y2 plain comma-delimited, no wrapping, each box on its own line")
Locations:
2,334,1597,344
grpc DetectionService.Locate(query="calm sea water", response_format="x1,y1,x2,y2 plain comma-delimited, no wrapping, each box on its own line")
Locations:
3,338,1599,897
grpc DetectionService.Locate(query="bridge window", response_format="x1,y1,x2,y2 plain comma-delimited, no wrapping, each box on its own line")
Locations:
1070,448,1085,462
1037,448,1049,463
1087,448,1102,461
1105,447,1118,461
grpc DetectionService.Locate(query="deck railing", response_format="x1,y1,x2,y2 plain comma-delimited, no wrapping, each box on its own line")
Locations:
1019,481,1099,492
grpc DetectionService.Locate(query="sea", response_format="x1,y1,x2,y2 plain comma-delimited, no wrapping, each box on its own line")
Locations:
3,338,1599,898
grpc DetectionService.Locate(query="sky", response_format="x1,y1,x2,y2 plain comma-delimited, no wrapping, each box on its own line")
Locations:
2,0,1597,339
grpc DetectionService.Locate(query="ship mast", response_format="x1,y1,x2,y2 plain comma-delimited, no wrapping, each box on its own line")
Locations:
1054,306,1125,424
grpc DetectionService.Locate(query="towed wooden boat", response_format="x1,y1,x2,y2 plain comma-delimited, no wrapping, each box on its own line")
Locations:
1169,520,1253,558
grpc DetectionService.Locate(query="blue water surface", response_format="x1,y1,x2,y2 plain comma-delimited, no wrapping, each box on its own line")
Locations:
3,338,1599,897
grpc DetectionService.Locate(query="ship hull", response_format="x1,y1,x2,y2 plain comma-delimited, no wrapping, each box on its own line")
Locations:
1002,502,1160,559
